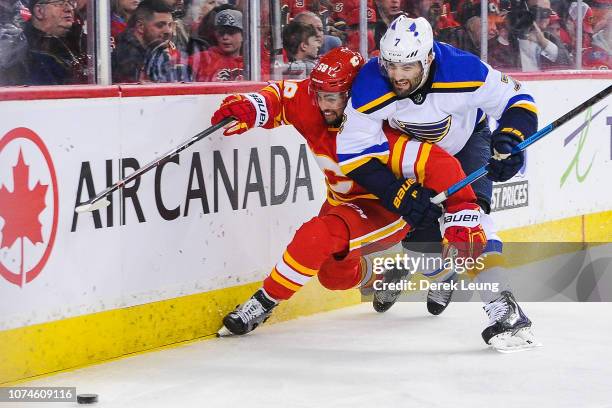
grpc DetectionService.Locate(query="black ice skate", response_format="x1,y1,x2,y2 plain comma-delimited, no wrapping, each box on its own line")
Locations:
481,291,542,353
218,289,278,336
373,266,411,313
426,274,456,315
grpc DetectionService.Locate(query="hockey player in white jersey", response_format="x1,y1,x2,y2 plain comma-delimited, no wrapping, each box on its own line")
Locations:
336,15,540,352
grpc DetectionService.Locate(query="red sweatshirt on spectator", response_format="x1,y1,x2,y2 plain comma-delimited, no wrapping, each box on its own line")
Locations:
111,13,128,46
191,46,244,82
331,0,376,26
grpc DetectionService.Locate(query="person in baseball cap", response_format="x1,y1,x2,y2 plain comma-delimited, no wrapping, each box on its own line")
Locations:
190,6,244,81
213,8,242,56
215,8,242,31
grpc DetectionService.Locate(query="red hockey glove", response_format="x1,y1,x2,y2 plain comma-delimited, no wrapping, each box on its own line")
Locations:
211,93,268,136
441,203,487,261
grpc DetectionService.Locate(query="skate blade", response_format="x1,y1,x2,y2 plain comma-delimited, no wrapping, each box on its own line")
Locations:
489,327,543,353
217,326,233,337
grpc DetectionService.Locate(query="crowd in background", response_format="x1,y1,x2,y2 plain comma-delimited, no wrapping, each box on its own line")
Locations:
0,0,610,86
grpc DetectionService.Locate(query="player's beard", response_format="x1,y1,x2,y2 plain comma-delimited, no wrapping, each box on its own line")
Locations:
391,72,423,98
322,109,343,126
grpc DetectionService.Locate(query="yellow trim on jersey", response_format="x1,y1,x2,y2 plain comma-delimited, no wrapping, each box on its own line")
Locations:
349,217,408,251
281,105,292,125
415,142,432,184
510,102,538,115
391,137,408,178
270,268,302,291
339,153,389,175
356,92,396,113
500,127,525,140
326,190,378,206
283,251,318,277
431,81,484,89
262,84,280,100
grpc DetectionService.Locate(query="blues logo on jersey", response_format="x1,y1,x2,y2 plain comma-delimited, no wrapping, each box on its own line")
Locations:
392,115,452,143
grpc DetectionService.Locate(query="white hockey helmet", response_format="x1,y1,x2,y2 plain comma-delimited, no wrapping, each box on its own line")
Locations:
379,16,435,91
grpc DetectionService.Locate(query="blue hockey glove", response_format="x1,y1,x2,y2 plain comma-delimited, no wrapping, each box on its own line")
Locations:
487,129,525,182
383,178,443,229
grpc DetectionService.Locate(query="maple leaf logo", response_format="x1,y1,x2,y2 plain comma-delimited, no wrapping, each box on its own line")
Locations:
0,149,48,274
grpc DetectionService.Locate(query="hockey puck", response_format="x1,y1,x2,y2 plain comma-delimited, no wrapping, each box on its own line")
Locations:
76,394,98,404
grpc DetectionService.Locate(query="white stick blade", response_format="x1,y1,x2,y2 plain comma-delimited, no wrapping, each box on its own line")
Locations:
75,197,111,213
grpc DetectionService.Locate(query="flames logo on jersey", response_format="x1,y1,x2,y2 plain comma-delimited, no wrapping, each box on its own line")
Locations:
392,115,452,143
215,68,244,82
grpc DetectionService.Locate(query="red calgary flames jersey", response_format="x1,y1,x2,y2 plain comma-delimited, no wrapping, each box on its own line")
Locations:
257,79,475,208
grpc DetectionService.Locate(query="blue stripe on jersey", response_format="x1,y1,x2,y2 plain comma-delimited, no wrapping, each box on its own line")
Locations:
337,141,389,163
503,94,535,112
350,58,393,111
432,42,489,84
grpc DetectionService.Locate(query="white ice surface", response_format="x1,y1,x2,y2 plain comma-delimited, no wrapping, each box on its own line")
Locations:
7,302,612,408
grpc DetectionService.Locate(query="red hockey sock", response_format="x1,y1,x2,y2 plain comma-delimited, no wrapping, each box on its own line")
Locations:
263,215,349,300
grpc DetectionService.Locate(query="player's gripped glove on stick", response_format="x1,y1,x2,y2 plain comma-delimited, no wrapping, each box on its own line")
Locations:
441,202,487,260
383,177,443,230
211,93,269,136
347,157,442,230
486,128,525,182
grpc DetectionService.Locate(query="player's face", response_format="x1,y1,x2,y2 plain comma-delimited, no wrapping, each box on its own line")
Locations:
384,61,424,97
316,91,349,126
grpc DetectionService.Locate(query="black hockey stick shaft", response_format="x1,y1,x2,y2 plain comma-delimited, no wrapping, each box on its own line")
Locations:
75,117,234,213
431,84,612,205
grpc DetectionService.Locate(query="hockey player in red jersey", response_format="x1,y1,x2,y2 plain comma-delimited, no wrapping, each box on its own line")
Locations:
211,47,486,336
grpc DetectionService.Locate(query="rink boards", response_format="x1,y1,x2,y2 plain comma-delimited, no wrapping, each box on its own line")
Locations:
1,74,611,384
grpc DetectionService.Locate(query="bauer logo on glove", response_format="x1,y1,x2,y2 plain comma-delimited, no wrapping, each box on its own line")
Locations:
392,178,416,209
211,93,270,136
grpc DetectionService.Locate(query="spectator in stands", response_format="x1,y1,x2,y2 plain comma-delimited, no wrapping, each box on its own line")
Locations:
591,0,611,32
545,10,571,48
149,0,190,52
282,20,320,78
191,8,244,81
195,3,236,47
497,0,571,71
293,11,341,54
0,0,29,85
583,12,611,69
112,1,173,82
462,14,482,55
529,0,572,68
282,0,324,23
488,18,516,69
374,0,403,47
567,1,594,49
331,0,377,55
434,0,480,56
187,0,218,38
13,0,89,85
111,0,140,45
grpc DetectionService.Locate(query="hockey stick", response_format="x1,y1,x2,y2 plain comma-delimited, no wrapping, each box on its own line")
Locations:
431,84,612,205
75,117,234,213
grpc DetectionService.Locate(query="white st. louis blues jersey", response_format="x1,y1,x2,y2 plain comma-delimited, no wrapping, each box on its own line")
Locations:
337,41,538,175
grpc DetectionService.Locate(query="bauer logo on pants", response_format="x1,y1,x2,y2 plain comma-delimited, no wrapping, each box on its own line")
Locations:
0,128,59,288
